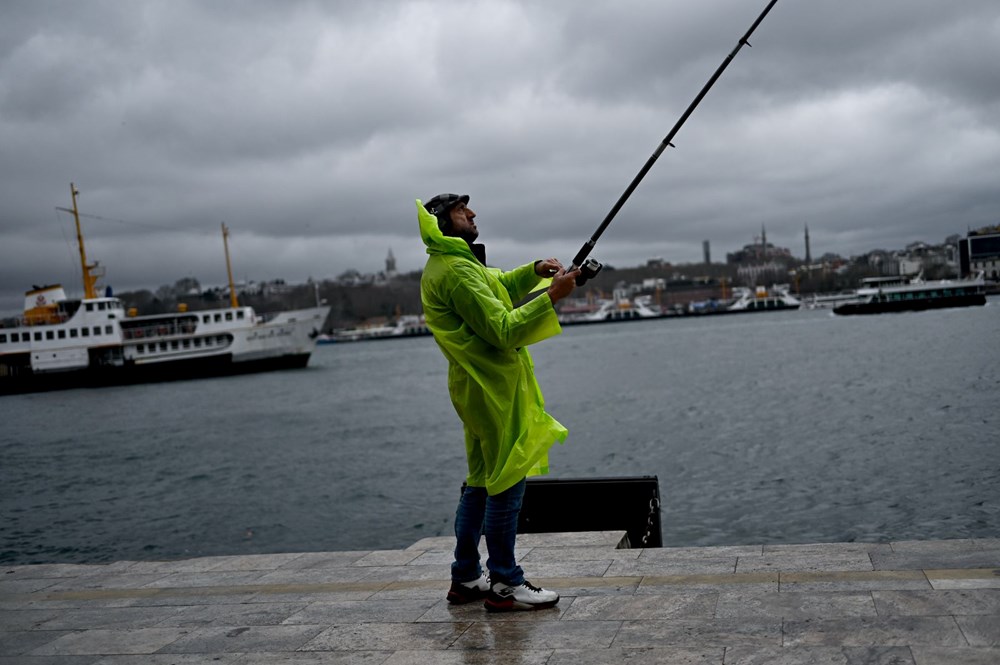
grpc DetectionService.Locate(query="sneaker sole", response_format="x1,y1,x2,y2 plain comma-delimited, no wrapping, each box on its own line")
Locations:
484,596,559,612
446,591,486,605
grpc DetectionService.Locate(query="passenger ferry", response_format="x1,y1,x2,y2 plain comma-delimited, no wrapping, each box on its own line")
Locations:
0,184,330,394
726,285,801,312
832,273,987,315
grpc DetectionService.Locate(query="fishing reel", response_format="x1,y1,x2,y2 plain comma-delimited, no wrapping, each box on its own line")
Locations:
576,257,603,286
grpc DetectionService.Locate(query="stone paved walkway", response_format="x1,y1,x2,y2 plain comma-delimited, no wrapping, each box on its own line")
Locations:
1,533,998,664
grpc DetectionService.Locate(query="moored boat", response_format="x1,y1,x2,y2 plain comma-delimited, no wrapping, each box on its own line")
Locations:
0,184,330,395
832,272,987,316
725,285,801,312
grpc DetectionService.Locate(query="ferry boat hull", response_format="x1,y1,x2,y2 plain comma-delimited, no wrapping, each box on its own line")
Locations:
832,273,987,316
1,304,329,396
833,292,986,315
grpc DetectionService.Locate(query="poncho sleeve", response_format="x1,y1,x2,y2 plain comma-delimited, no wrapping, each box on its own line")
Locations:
444,260,561,351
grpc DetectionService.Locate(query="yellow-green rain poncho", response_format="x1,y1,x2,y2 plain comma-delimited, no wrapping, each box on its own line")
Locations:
417,199,568,496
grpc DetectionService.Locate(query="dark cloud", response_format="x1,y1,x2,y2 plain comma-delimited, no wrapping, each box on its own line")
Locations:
2,0,999,315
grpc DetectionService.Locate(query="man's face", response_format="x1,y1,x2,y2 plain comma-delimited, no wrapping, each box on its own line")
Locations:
448,202,478,242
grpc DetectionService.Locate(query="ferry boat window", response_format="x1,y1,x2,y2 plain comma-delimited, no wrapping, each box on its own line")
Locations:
46,331,54,340
182,339,190,349
171,340,179,350
214,313,222,322
81,328,89,337
86,303,94,312
160,342,168,351
136,344,144,353
93,326,101,335
70,329,78,338
35,332,43,341
225,312,233,321
0,334,6,343
98,302,105,311
217,335,226,344
58,330,66,339
237,311,245,319
203,315,210,323
194,338,202,347
105,325,113,334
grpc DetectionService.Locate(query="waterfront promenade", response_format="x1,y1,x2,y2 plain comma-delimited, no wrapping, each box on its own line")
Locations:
2,532,998,664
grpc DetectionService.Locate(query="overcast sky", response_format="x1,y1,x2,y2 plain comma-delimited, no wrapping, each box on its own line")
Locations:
2,0,999,315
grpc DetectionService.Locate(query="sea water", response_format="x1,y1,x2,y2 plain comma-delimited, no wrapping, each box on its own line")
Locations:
2,301,998,564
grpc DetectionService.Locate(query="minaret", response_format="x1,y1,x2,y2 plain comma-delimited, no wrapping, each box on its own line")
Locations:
385,248,397,276
761,224,768,258
804,224,812,264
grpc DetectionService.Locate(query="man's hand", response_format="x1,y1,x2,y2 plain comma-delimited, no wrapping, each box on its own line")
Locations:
547,267,581,304
534,258,564,277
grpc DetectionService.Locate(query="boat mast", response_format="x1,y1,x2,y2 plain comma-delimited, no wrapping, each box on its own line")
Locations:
70,182,100,299
221,222,239,309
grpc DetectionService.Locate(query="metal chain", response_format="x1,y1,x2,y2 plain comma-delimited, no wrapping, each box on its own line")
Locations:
640,496,661,547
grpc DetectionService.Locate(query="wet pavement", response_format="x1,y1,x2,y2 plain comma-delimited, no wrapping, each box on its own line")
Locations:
2,532,998,664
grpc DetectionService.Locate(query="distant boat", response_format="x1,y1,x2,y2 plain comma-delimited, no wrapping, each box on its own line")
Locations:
832,272,987,316
0,184,330,395
324,314,431,343
559,290,663,325
725,285,801,312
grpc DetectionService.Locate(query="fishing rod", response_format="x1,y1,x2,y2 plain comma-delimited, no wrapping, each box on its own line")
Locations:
569,0,779,284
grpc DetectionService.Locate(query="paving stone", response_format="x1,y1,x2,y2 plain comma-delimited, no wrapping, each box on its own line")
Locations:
275,552,373,569
417,597,573,623
0,656,101,665
36,606,188,630
0,608,65,630
44,574,172,592
252,566,372,586
282,598,437,625
0,629,76,656
158,601,309,627
639,545,758,561
762,543,893,557
637,573,777,594
547,646,724,664
561,592,717,620
543,576,641,597
606,557,737,577
910,646,1000,664
715,591,877,619
779,571,930,592
873,590,1000,616
300,622,473,651
30,628,192,656
890,540,978,554
519,546,642,563
453,619,620,650
722,645,915,664
871,550,1000,571
231,653,394,664
351,551,423,567
0,578,63,594
385,649,551,664
514,531,628,549
2,563,108,580
737,552,875,574
91,656,244,664
141,571,270,589
612,618,782,648
924,569,1000,590
782,616,967,647
160,625,327,653
954,615,1000,647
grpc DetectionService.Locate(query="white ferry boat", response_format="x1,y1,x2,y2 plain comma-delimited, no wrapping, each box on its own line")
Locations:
559,290,663,324
726,285,801,312
0,185,329,395
832,272,987,316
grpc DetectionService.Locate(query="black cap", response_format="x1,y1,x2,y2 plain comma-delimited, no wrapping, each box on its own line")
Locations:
425,193,469,218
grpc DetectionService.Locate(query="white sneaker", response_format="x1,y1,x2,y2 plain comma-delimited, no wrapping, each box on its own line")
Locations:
484,579,559,611
447,573,490,604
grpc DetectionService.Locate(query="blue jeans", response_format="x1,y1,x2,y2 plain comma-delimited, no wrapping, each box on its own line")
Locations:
451,479,526,586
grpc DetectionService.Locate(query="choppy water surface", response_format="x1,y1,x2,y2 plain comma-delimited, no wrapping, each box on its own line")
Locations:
2,301,998,564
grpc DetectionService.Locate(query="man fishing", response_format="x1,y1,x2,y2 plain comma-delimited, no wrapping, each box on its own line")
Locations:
417,193,579,611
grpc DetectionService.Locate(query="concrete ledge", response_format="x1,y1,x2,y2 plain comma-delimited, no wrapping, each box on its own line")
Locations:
1,534,998,663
